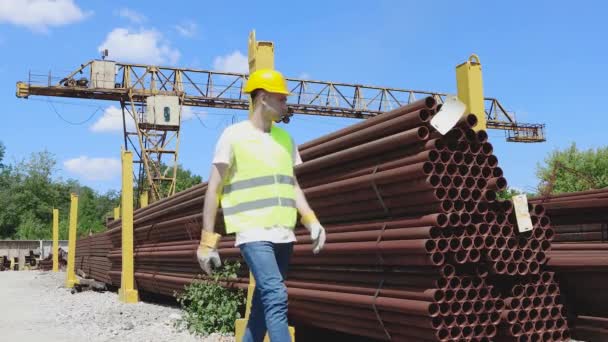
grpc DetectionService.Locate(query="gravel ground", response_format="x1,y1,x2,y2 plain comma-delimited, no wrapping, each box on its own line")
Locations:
0,270,234,342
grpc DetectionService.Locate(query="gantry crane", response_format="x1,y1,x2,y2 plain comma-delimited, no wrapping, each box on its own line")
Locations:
15,31,545,202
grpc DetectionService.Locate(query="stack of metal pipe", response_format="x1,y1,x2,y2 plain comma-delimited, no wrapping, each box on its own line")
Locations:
568,315,608,341
547,243,608,323
494,272,570,342
91,97,570,341
530,188,608,242
105,189,207,289
530,188,608,340
74,231,113,284
38,248,67,271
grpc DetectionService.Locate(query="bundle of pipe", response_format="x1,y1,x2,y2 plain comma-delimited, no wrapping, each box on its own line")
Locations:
38,248,67,271
493,272,570,342
292,98,568,341
75,231,113,284
568,315,608,341
546,243,608,322
530,188,608,338
529,188,608,241
104,184,208,288
99,97,569,341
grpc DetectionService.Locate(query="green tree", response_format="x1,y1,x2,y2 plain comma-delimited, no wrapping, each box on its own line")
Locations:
0,143,196,240
0,160,20,237
174,164,203,193
0,141,5,169
6,150,69,239
149,164,203,199
0,145,119,240
72,185,118,236
496,187,526,201
536,143,608,194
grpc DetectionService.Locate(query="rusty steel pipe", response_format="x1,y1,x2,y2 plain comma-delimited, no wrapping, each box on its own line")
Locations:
300,97,436,150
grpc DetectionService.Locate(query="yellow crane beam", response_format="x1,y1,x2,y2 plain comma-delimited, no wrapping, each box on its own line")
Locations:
15,32,546,200
15,60,545,142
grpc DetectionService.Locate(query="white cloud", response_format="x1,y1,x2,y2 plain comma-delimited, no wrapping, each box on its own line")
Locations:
92,105,204,132
213,51,248,74
90,106,135,133
181,106,208,122
175,20,197,38
298,72,311,80
98,28,180,65
0,0,90,33
64,156,121,181
117,8,146,24
181,106,195,120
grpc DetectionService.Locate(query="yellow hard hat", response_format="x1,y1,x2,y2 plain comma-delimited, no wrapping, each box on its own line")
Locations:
243,69,290,95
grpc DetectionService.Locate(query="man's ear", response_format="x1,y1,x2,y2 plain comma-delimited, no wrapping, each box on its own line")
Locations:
256,90,267,106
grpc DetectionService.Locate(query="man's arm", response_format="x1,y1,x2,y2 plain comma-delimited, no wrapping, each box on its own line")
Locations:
202,163,228,233
197,163,228,275
294,176,326,254
294,177,313,215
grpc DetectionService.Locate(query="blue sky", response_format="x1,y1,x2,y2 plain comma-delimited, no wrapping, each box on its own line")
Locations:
0,1,606,194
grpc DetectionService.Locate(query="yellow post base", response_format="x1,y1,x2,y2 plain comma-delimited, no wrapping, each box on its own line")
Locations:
65,278,78,288
235,318,295,342
118,288,139,303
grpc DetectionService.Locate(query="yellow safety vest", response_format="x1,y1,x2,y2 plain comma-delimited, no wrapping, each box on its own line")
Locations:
221,125,297,234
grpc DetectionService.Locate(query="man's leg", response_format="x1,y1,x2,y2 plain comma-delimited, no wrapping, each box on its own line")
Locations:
240,242,268,342
242,286,266,342
240,241,291,342
274,242,293,282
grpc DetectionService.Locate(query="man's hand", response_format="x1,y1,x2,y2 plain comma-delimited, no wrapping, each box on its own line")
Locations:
197,231,222,275
301,212,326,254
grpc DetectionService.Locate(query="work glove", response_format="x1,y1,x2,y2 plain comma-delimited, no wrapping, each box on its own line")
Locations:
197,231,222,275
301,212,326,254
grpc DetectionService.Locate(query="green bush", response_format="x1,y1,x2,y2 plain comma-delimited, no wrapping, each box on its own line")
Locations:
176,261,246,336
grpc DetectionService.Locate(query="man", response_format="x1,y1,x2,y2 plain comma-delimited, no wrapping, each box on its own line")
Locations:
196,69,326,342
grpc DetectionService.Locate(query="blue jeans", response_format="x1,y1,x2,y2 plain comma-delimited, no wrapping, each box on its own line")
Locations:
239,241,293,342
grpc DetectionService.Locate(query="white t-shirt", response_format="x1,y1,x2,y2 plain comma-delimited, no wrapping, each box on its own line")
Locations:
212,121,302,246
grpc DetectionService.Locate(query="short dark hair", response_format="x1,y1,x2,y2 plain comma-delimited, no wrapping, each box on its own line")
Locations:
250,89,263,103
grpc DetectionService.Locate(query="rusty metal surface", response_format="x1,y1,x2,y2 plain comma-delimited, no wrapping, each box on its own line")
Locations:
77,97,569,341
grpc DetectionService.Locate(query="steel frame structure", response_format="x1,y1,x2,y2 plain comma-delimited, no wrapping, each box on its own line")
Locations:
16,60,546,200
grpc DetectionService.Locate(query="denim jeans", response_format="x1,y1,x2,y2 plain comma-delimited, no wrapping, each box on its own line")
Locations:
239,241,293,342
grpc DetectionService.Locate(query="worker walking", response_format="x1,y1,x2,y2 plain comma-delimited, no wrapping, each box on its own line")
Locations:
197,69,326,341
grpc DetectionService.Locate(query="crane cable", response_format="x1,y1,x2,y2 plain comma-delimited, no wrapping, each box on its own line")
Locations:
44,97,103,125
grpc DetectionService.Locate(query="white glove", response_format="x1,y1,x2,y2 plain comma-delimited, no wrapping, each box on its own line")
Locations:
301,212,326,254
197,231,222,275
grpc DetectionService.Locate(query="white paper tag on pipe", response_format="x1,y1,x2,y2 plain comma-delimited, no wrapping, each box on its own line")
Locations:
512,194,533,233
430,95,466,135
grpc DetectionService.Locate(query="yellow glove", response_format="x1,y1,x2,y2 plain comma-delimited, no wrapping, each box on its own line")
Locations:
197,231,221,275
301,212,326,254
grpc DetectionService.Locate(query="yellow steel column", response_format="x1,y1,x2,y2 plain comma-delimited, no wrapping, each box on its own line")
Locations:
246,30,274,120
248,30,275,73
140,191,149,208
456,54,486,131
119,150,139,303
114,206,120,220
52,208,59,272
235,30,294,342
65,194,78,288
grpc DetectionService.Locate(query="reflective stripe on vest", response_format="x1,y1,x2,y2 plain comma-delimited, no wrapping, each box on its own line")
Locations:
222,197,296,216
223,175,295,195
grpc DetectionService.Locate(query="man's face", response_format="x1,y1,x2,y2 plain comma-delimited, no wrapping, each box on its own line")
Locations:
261,92,288,121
